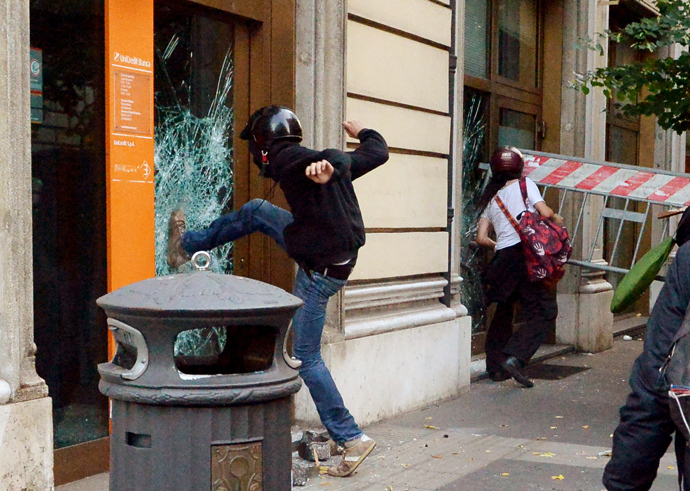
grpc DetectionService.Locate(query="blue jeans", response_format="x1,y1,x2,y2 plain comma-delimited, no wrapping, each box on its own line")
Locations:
181,199,363,444
181,198,293,253
291,268,362,444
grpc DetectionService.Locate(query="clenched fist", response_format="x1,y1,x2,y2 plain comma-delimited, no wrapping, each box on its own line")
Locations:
306,159,334,184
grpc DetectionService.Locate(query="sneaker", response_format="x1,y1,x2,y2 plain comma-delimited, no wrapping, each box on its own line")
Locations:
327,436,376,477
167,210,189,268
501,356,534,388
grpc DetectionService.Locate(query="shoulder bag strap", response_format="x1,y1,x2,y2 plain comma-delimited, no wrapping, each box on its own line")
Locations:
494,195,521,234
519,178,530,210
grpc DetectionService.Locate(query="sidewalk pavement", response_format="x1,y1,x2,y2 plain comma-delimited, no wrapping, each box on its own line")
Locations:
57,332,678,491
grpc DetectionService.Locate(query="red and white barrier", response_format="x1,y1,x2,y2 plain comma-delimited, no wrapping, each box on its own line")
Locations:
522,153,690,208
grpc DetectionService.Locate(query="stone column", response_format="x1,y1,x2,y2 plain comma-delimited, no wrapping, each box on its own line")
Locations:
0,0,53,489
557,0,613,352
450,0,472,385
293,0,348,424
295,0,346,151
294,0,348,342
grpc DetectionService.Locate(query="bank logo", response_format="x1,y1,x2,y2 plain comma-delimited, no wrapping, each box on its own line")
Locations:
113,52,151,68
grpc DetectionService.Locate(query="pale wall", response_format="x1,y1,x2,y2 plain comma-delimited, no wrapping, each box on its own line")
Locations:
345,3,453,283
349,0,451,46
346,97,450,154
350,232,448,281
354,153,448,229
294,318,470,426
347,21,449,113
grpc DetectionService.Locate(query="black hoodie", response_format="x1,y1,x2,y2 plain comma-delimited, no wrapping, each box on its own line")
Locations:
267,128,389,269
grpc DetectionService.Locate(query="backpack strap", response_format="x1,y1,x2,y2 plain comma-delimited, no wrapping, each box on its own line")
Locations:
494,195,521,234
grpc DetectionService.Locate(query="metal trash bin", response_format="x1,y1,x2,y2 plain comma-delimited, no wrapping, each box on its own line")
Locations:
97,261,303,491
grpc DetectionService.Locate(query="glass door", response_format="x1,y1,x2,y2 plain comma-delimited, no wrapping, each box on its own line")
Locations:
154,2,241,277
153,1,250,356
30,0,110,484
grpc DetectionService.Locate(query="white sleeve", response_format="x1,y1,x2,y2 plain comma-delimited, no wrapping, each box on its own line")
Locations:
480,200,494,224
525,178,544,207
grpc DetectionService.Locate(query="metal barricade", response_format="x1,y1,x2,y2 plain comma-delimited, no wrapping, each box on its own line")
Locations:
514,150,690,281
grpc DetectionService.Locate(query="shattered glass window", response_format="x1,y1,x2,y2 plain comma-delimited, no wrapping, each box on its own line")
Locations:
154,7,235,357
461,92,491,334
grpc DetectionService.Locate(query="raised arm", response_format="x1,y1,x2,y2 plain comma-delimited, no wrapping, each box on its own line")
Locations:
344,121,390,181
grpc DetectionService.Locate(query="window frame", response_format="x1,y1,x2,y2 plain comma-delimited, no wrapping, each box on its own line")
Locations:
464,0,544,153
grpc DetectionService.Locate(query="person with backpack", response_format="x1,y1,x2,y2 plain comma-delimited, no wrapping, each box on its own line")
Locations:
166,105,389,477
603,209,690,490
475,146,562,388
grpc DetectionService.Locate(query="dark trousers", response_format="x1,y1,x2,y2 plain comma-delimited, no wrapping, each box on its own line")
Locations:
483,243,558,373
603,241,690,489
603,357,690,490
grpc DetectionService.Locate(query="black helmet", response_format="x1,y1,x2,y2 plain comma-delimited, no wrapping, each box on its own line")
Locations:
240,105,303,151
490,146,524,174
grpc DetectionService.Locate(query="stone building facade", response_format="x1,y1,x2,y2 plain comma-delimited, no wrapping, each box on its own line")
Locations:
0,0,683,487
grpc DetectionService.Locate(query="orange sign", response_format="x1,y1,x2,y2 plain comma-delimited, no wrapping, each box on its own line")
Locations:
105,0,155,295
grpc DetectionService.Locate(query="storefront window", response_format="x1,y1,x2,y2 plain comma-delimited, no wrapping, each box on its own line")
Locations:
30,0,109,449
610,41,638,119
605,126,639,299
498,108,536,149
463,0,542,351
464,0,489,79
608,126,638,167
461,91,491,335
154,5,235,278
604,7,642,307
498,0,538,87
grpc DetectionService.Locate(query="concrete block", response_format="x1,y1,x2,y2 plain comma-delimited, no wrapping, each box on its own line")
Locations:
0,397,53,491
557,287,614,353
296,430,331,462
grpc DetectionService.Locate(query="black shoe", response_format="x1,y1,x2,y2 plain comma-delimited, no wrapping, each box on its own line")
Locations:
501,357,534,388
488,369,511,382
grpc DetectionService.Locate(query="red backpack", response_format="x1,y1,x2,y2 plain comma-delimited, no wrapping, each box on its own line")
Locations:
494,178,572,284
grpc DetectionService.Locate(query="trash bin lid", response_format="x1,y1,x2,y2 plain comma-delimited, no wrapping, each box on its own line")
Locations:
97,272,302,315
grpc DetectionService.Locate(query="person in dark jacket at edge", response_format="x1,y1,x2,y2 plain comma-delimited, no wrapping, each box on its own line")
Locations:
166,105,389,478
603,208,690,490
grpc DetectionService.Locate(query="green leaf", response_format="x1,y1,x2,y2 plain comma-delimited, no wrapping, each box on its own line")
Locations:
611,237,675,314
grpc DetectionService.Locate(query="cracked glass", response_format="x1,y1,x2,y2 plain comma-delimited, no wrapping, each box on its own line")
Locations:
154,6,235,356
461,92,491,335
